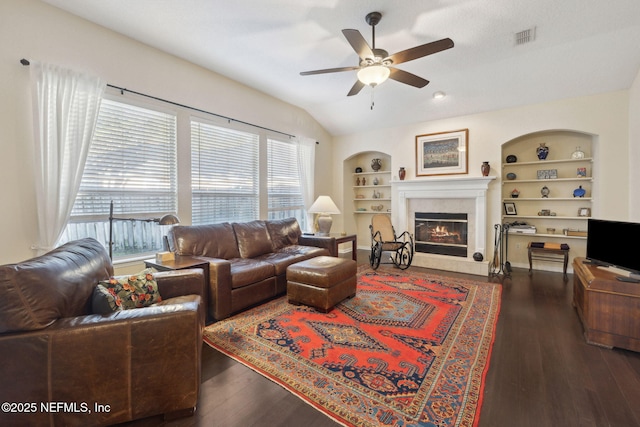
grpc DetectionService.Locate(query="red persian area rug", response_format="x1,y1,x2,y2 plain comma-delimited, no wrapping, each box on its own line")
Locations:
204,266,501,427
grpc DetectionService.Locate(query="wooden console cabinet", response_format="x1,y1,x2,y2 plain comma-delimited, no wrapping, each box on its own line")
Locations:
572,257,640,352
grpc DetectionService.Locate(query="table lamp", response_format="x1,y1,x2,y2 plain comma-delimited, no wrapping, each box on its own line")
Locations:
308,196,341,236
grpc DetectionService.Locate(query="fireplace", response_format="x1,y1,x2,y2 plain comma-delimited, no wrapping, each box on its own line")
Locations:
415,212,468,257
391,176,495,276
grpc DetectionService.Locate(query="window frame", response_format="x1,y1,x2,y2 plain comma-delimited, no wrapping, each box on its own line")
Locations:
60,89,314,263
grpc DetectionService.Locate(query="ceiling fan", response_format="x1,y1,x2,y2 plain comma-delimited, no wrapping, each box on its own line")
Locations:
300,12,454,97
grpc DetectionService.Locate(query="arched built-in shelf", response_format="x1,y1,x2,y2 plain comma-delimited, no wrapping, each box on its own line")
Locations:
344,152,391,249
501,130,595,271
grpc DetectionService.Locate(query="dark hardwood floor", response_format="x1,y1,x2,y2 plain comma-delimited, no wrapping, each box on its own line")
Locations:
126,250,640,427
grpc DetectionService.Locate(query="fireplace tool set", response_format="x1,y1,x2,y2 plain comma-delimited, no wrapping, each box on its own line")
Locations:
489,223,512,279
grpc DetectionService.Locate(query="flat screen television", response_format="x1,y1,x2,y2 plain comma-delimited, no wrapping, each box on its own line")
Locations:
586,218,640,274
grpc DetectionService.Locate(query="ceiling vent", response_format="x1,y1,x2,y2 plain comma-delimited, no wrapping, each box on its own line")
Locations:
515,27,536,45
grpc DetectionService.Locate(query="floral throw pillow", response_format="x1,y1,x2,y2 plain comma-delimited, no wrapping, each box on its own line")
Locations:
92,268,162,314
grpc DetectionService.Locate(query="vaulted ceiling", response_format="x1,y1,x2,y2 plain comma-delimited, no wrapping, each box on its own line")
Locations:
42,0,640,136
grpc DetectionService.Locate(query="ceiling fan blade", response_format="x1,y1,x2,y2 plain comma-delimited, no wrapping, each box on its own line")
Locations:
300,66,360,76
347,80,365,96
388,68,429,88
342,29,374,59
387,38,454,65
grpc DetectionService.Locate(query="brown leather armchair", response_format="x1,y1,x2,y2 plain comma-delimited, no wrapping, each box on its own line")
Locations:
0,238,205,426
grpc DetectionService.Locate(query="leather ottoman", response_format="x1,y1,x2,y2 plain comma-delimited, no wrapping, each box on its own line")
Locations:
286,256,357,312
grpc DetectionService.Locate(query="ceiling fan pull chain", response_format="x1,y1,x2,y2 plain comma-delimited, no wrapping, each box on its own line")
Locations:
370,87,375,110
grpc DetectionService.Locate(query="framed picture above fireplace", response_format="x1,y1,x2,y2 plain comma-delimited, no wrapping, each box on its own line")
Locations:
416,129,468,176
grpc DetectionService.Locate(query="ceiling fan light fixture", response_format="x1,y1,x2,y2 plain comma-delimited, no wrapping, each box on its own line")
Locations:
357,65,390,86
433,91,446,99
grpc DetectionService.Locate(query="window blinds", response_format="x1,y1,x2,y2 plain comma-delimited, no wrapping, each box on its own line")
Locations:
267,138,304,216
191,120,259,224
71,98,177,219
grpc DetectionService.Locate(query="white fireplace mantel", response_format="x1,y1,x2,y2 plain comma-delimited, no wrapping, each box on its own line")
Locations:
392,176,496,275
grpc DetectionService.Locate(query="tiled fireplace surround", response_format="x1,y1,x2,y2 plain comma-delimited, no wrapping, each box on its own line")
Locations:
391,176,495,276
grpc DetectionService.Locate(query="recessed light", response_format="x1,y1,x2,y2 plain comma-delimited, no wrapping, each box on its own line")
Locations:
433,91,446,100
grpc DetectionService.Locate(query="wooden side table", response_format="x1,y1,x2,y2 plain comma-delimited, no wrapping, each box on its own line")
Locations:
145,255,210,276
304,233,357,261
331,233,357,261
527,242,569,280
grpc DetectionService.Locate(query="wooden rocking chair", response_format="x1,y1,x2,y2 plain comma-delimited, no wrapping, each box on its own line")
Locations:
369,214,414,270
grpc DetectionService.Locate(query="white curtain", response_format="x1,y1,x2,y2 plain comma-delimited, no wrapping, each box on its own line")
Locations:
296,137,316,229
30,62,105,254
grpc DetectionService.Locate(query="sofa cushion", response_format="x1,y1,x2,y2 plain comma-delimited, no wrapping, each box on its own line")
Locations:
169,223,240,259
233,220,273,259
230,258,275,289
0,238,113,334
92,284,121,313
257,245,330,275
266,218,302,250
93,268,162,314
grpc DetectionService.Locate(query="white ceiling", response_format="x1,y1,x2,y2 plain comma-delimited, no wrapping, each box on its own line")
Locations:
42,0,640,136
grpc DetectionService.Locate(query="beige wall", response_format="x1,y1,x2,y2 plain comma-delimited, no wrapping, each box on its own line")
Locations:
0,0,332,265
1,0,638,268
332,91,632,248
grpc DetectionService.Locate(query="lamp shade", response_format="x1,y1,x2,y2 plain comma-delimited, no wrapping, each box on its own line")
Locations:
158,213,180,225
308,196,340,214
308,196,340,236
357,65,390,86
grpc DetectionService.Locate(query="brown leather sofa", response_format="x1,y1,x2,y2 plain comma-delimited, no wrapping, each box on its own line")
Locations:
0,238,205,426
168,217,336,320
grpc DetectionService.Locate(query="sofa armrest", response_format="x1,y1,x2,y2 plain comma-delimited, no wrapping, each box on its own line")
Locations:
155,269,205,300
154,269,206,324
193,257,232,321
299,235,337,256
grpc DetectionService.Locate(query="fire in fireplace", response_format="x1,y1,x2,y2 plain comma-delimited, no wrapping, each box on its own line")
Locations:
414,212,468,257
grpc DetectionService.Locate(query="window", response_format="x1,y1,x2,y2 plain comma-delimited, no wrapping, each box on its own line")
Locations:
191,120,259,225
60,98,177,258
267,138,308,230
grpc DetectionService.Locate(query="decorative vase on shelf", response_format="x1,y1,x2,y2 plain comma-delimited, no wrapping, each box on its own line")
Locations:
362,177,366,186
373,177,379,185
481,161,490,177
399,167,406,180
536,143,549,160
371,158,382,172
571,146,585,159
573,185,586,198
356,177,361,186
511,189,520,198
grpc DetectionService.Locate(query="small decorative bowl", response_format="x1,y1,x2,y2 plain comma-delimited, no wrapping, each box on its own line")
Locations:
506,154,518,163
506,172,517,180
